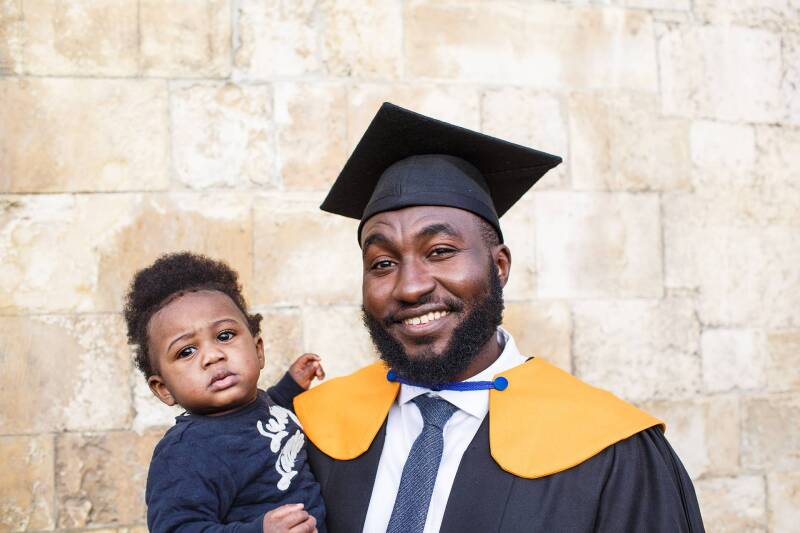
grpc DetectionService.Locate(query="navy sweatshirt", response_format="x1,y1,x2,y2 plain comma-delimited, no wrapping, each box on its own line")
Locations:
146,374,326,532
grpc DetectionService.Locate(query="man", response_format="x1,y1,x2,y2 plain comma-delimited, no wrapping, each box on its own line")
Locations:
294,103,704,532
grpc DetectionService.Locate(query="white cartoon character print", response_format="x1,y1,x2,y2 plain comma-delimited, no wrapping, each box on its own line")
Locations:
256,404,305,491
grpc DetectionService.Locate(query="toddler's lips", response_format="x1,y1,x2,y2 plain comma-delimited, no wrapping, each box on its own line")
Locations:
208,371,239,391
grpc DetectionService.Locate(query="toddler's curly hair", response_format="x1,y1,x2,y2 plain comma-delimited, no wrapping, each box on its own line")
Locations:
123,252,262,379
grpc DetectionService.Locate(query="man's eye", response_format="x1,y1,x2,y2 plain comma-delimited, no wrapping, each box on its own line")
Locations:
218,330,235,342
371,259,395,270
177,346,196,359
430,247,456,257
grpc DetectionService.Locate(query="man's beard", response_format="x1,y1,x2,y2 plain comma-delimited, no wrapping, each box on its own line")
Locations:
362,259,504,387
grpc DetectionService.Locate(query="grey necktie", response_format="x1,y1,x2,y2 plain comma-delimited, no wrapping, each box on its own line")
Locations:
386,395,459,533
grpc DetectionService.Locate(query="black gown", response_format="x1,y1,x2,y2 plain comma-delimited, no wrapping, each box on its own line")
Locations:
307,419,705,533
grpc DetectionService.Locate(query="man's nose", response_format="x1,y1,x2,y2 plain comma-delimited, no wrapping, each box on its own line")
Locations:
392,258,436,304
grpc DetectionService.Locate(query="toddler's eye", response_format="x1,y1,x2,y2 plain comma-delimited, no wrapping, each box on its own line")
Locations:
177,346,196,359
218,330,235,342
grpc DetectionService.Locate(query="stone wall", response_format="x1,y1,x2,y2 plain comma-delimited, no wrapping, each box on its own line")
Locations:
1,0,798,531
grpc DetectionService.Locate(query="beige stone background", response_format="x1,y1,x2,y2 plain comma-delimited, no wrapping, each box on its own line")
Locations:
0,0,799,531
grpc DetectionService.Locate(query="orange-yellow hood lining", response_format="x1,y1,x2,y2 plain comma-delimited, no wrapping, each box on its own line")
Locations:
294,359,663,479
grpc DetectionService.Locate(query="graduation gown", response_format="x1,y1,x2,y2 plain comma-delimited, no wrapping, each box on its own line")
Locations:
295,359,705,533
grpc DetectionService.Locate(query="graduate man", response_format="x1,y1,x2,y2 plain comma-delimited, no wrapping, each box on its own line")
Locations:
294,103,705,533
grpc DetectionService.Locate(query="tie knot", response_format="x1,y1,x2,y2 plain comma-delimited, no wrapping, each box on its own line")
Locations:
412,395,458,430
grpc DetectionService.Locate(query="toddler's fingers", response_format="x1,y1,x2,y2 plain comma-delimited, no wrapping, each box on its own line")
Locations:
289,515,317,532
313,362,325,380
266,503,304,519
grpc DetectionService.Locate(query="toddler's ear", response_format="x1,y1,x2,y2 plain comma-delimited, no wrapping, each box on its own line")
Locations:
254,335,265,369
148,375,176,406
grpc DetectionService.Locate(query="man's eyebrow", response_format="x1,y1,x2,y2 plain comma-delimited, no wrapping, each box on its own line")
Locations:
416,223,460,239
362,232,389,254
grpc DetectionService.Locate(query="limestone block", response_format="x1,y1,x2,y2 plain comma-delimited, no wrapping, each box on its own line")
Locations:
255,307,306,387
131,365,183,433
502,301,572,373
347,84,480,150
0,194,253,313
0,0,22,75
500,195,537,300
405,1,657,91
55,431,161,528
690,121,756,188
755,125,800,223
569,92,690,191
573,298,701,402
0,78,169,193
768,472,800,533
140,0,231,77
21,0,138,76
320,0,402,78
659,25,783,122
694,0,800,32
694,476,767,533
742,394,800,470
0,315,132,434
275,83,348,190
171,82,275,189
626,0,691,9
642,397,739,479
536,192,662,299
0,435,55,531
235,0,320,78
253,196,362,306
481,89,568,189
783,33,800,124
766,330,800,392
701,329,767,393
302,306,378,380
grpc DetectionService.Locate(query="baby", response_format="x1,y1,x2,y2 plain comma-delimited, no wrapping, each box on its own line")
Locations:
123,252,325,532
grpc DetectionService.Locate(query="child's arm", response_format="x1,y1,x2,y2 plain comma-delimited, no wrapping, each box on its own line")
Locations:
266,353,325,410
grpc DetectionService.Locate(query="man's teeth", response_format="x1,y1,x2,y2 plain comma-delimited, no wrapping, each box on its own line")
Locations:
403,310,449,326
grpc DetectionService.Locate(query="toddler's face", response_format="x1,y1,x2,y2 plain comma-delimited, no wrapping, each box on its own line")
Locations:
146,290,264,416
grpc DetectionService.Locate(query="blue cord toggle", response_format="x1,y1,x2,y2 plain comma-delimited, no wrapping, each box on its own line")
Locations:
387,370,508,392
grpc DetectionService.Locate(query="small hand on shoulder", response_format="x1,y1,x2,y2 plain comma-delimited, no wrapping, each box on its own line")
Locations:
262,503,317,533
288,353,325,390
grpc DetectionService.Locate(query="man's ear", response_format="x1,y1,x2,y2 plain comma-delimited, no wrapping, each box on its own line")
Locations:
494,244,512,287
255,334,265,369
148,375,176,406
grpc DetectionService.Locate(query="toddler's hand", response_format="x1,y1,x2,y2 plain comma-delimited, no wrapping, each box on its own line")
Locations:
288,353,325,390
262,503,317,532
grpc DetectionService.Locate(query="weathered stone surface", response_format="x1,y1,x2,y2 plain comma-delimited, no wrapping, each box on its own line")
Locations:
131,364,183,433
0,194,253,313
768,472,800,533
690,121,756,188
235,0,320,78
302,306,377,380
659,25,783,122
55,431,162,528
0,315,132,434
642,397,739,479
171,82,275,189
502,301,572,373
347,84,480,150
784,32,800,124
256,307,306,387
140,0,231,77
253,196,362,307
275,83,348,190
0,78,169,193
755,125,800,223
766,330,800,392
0,0,22,75
573,298,701,402
536,192,662,299
21,0,138,76
405,2,657,90
320,0,402,78
743,394,800,470
482,89,568,189
500,195,537,300
626,0,691,9
694,476,767,533
694,0,800,32
0,435,55,531
569,92,690,191
701,329,767,393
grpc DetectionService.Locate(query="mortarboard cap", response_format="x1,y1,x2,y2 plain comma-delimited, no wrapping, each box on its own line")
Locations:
320,102,562,243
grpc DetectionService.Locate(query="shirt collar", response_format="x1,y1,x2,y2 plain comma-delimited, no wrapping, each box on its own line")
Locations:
397,327,528,420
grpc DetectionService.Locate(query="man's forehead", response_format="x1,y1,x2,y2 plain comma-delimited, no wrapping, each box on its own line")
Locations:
360,206,481,244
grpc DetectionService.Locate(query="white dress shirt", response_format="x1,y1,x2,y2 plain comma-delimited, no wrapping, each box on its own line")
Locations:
362,327,527,533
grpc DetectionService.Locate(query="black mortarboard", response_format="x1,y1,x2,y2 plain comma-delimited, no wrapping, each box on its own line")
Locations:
320,102,562,243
